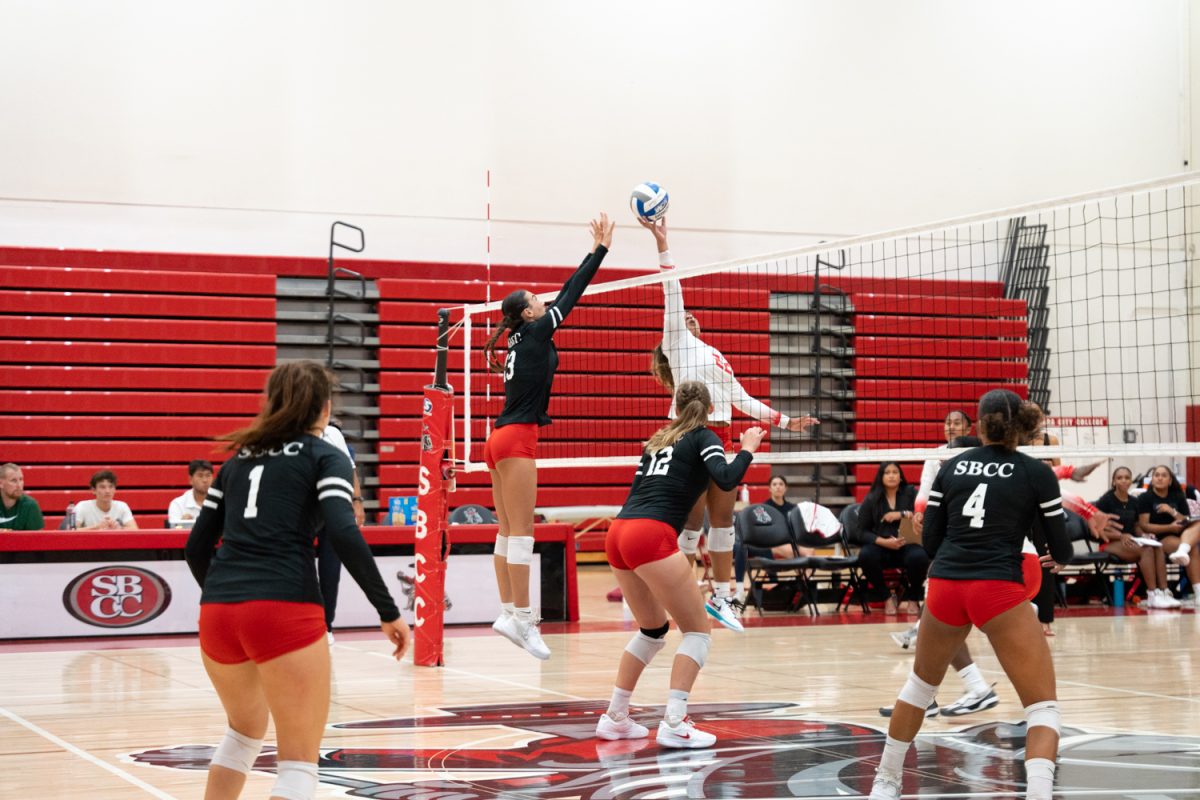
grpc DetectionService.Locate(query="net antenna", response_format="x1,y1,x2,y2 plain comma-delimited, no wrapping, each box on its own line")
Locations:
447,172,1200,512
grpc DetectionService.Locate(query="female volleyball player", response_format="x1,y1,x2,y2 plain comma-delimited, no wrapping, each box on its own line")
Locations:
598,380,764,748
185,361,408,800
869,390,1073,800
482,212,614,660
1141,465,1200,593
641,216,815,631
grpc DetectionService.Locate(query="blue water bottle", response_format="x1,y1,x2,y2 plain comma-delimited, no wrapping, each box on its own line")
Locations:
1112,574,1125,608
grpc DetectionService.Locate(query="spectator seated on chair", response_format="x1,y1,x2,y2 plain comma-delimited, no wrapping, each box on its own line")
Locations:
1093,466,1168,606
449,504,498,525
167,459,214,528
1138,465,1200,599
0,462,44,531
734,476,810,586
74,470,138,531
853,461,926,614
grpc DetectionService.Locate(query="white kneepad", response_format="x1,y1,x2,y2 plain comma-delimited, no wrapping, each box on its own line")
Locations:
1024,700,1061,735
897,672,938,710
507,535,535,565
271,760,318,800
493,534,509,558
677,529,701,555
624,625,669,665
708,526,735,553
676,631,711,668
209,726,263,774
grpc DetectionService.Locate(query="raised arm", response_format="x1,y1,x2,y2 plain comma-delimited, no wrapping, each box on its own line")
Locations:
642,218,689,350
532,213,613,339
699,427,763,491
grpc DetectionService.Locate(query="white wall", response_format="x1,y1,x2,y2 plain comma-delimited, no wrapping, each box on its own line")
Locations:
0,0,1191,267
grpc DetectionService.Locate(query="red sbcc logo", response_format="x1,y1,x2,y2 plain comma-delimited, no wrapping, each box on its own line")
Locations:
62,566,173,628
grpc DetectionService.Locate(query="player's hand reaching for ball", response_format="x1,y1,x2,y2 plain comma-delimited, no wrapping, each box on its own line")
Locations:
637,216,669,251
740,426,766,453
590,212,615,250
382,617,411,661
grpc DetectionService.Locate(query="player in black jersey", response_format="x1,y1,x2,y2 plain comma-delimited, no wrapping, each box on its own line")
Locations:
480,212,614,661
870,390,1073,800
185,362,408,800
596,381,764,749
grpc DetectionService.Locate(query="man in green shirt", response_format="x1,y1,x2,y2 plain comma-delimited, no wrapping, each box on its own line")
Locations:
0,463,44,531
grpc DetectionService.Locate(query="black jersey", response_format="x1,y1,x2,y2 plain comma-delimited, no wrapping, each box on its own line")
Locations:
185,434,400,621
617,427,753,532
1094,490,1139,535
1136,488,1189,526
924,444,1071,582
495,246,607,428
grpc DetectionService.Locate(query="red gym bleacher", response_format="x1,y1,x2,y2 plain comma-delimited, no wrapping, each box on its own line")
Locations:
0,246,1030,536
0,264,274,528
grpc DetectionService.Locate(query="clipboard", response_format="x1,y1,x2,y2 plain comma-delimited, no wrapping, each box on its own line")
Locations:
898,516,921,545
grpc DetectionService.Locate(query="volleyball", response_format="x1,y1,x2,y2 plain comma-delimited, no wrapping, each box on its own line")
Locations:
630,182,670,222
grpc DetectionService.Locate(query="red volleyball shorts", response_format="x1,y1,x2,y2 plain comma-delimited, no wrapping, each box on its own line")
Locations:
484,423,539,469
606,518,680,571
926,574,1033,629
199,600,327,665
707,424,733,449
1021,551,1042,600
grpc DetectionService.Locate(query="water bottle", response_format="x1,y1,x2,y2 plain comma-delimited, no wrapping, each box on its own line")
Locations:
64,503,76,531
1112,574,1125,608
739,484,750,504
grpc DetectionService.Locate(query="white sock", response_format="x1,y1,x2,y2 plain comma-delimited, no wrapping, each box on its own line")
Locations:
1178,542,1192,557
607,687,632,720
958,663,989,696
501,602,514,615
1024,757,1056,799
665,689,689,725
514,606,533,622
879,735,911,775
714,584,731,600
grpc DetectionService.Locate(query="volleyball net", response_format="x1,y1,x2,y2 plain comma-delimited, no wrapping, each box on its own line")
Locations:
449,173,1200,486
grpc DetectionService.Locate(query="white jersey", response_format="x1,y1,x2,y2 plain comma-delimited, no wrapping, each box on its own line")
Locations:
660,256,787,428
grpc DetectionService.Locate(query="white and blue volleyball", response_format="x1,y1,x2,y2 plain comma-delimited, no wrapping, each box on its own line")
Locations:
630,182,670,222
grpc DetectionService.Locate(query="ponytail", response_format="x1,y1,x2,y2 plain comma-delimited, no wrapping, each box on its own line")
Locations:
650,343,674,390
645,381,710,453
484,290,531,374
221,361,333,452
977,389,1042,451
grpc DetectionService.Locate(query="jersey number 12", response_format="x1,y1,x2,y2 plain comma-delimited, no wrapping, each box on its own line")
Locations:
963,483,987,529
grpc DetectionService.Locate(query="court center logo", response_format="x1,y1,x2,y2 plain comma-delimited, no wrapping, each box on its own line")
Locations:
124,700,1200,798
63,566,172,628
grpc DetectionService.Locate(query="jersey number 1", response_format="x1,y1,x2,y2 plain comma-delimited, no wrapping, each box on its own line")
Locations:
244,465,265,519
963,483,987,529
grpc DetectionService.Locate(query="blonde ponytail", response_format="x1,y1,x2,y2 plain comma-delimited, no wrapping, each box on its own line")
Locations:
645,381,711,453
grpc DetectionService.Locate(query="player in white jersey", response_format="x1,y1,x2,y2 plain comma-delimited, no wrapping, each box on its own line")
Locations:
641,216,816,631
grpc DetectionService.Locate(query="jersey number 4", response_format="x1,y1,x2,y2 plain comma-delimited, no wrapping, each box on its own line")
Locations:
963,483,988,529
647,447,674,476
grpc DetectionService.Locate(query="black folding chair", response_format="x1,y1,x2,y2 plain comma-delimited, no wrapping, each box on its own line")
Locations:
737,503,812,615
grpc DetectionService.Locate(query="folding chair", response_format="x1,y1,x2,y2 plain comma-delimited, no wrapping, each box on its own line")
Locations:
736,503,813,615
788,503,867,614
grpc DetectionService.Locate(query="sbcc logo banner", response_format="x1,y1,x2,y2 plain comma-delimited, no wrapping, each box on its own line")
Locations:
62,566,173,628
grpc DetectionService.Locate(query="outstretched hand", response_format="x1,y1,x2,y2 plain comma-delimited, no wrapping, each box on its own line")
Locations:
1070,460,1104,482
1087,511,1122,541
590,212,615,250
637,216,669,249
740,425,767,453
786,415,820,432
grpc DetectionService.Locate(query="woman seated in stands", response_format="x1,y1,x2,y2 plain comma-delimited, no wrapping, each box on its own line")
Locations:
1139,465,1200,600
1094,466,1175,608
854,462,926,614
